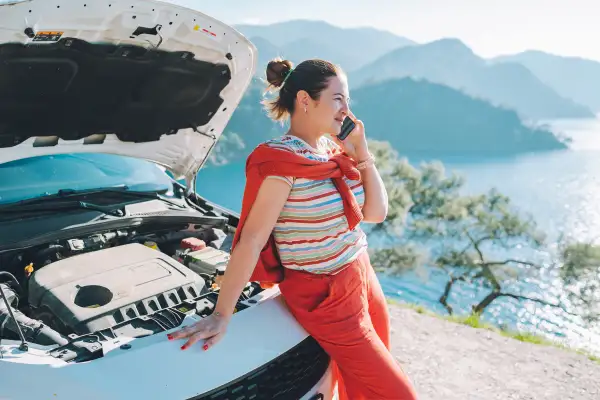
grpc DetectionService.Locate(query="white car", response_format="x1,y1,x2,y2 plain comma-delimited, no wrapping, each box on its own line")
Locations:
0,1,337,399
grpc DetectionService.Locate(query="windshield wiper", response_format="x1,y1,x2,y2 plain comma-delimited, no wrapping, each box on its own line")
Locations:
0,200,125,217
2,185,185,209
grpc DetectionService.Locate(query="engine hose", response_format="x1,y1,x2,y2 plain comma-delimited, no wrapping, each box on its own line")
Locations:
0,271,23,296
0,284,69,346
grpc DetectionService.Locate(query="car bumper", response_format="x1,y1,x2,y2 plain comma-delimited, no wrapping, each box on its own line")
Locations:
300,362,338,400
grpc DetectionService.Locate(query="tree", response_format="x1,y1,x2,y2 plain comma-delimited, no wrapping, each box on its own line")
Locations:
559,241,600,322
369,139,565,315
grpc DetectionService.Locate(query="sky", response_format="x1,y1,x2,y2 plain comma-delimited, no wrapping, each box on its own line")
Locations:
175,0,600,62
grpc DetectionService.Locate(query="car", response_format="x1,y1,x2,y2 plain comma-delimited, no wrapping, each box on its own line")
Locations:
0,1,337,399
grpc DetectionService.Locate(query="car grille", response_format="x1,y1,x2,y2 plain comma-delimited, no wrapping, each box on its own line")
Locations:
189,336,330,400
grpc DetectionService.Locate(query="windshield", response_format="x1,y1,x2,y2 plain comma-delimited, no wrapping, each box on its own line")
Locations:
0,154,174,205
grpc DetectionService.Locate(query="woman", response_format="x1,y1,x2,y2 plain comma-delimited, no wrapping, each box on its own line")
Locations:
168,58,418,400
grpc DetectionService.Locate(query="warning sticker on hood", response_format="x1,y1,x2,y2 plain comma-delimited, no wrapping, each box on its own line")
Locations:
33,31,63,42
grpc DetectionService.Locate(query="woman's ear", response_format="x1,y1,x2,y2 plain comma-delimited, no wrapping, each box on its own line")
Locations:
296,90,311,109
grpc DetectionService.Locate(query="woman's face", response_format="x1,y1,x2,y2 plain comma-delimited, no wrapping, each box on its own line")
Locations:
308,75,351,135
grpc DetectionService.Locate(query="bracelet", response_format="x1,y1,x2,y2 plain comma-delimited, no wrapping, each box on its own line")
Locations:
356,153,375,170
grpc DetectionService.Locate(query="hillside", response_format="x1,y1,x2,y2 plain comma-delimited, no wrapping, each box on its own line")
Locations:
235,20,414,71
491,50,600,111
210,78,567,165
350,38,594,120
345,78,567,155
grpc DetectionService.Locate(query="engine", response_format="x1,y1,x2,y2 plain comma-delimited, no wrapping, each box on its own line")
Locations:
0,223,265,363
28,243,205,335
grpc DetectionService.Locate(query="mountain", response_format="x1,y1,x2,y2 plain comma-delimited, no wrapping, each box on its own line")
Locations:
211,77,567,165
491,50,600,112
235,20,415,71
248,36,347,75
348,78,566,155
350,38,595,121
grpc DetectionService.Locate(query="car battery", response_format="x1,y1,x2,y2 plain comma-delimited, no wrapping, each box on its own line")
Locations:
184,247,230,276
181,237,206,251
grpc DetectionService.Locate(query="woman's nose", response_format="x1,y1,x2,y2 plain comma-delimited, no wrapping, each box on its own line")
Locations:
340,103,349,115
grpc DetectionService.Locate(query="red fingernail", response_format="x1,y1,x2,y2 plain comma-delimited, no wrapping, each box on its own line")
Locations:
181,345,187,350
167,334,173,340
203,344,208,351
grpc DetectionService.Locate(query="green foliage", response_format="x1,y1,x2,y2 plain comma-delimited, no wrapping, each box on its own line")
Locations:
370,139,550,315
558,241,600,322
560,242,600,283
369,244,427,275
446,312,492,329
506,331,550,345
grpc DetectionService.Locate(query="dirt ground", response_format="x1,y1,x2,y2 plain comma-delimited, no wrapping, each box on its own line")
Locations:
389,306,600,400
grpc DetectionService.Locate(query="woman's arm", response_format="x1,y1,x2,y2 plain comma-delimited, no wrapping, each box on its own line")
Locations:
332,111,388,224
213,177,291,318
169,176,291,350
355,148,388,223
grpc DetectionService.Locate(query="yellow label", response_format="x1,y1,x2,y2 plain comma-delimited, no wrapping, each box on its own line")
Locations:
32,31,64,42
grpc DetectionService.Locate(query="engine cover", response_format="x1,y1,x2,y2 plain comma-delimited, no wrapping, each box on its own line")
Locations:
28,243,205,334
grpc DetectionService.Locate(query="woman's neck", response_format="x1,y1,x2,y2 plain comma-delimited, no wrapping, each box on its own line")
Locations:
287,121,321,149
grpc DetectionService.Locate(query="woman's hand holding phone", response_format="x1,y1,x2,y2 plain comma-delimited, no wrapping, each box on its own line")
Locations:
333,111,370,162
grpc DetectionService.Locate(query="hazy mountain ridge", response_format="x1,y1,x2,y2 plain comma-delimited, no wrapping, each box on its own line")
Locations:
237,21,597,121
350,38,594,120
207,20,597,165
491,50,600,111
235,19,415,71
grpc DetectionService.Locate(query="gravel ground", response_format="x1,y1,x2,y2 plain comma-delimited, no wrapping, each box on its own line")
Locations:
389,306,600,400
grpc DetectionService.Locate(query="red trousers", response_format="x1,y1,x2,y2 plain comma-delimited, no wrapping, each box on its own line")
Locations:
279,251,418,400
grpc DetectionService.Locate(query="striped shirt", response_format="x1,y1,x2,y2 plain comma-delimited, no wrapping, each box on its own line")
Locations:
264,135,367,274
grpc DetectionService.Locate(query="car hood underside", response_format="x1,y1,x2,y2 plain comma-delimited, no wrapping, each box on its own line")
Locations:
0,0,257,183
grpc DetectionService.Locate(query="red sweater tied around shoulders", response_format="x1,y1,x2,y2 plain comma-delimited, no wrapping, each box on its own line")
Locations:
231,144,364,286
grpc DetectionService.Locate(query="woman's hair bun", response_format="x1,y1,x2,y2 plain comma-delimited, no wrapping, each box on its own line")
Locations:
266,58,294,88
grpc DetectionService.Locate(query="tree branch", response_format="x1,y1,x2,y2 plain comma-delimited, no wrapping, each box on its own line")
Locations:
475,235,494,248
439,274,468,314
465,231,485,263
481,259,539,268
498,293,579,317
482,265,501,290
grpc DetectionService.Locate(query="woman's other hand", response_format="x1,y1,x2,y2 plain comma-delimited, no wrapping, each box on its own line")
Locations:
167,312,230,351
166,176,291,351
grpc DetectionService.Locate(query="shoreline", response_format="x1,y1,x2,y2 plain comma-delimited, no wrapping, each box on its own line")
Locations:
388,301,600,399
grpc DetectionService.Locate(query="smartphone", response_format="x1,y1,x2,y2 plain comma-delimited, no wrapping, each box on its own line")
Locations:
337,116,356,140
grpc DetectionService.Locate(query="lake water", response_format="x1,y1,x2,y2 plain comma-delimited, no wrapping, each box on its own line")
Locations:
194,117,600,355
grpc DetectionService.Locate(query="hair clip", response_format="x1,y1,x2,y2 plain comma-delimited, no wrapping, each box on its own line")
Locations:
281,67,295,87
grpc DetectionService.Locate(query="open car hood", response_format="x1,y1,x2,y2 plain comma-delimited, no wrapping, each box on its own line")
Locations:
0,0,257,185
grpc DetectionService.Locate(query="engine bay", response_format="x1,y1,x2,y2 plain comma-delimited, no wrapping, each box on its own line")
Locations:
0,222,264,363
28,243,206,335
